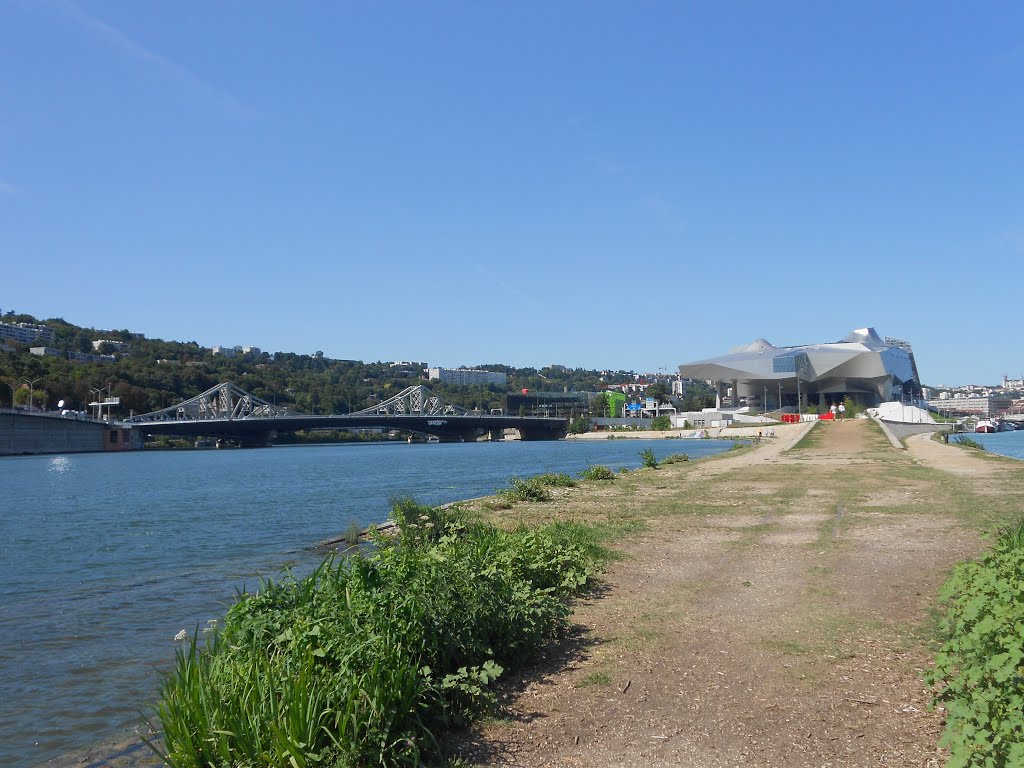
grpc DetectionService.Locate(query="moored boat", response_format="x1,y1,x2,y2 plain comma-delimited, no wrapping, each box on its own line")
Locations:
976,419,997,433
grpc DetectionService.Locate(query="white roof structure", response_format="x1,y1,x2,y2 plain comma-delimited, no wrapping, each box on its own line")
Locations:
679,328,920,409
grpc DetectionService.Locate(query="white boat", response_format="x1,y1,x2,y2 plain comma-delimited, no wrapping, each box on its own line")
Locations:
975,419,997,434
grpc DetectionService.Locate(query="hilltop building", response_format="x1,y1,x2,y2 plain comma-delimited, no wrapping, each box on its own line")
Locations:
678,328,920,411
92,339,129,353
0,321,55,346
428,367,507,387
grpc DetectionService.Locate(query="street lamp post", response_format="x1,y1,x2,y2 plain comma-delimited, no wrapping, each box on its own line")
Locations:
89,385,111,420
22,378,41,413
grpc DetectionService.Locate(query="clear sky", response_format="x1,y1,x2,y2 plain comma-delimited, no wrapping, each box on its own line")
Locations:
2,2,1022,386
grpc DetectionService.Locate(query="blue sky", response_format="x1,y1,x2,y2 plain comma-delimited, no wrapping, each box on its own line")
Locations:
2,2,1022,385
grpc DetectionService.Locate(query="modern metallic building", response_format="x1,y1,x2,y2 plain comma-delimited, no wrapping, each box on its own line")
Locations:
678,328,920,411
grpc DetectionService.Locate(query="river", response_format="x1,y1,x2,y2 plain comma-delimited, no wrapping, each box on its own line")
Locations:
959,428,1024,460
0,438,736,768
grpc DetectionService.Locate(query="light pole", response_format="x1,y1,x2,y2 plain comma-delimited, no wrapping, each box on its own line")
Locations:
89,385,111,420
22,378,41,413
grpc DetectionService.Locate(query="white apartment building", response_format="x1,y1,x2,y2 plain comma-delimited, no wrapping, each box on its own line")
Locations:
92,339,129,353
428,367,507,386
0,322,56,346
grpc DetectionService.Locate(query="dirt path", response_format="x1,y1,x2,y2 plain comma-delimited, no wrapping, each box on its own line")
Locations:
460,420,1024,767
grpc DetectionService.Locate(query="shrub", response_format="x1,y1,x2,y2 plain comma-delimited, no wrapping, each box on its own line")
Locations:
579,465,615,481
639,447,659,469
150,502,603,768
498,476,552,503
532,472,577,488
568,416,591,434
953,435,987,451
928,517,1024,767
661,453,689,465
651,415,672,431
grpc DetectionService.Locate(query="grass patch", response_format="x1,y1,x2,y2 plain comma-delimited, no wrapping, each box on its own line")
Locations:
576,671,612,687
951,435,986,451
497,476,553,503
661,453,690,465
148,500,606,768
579,465,616,481
790,422,823,450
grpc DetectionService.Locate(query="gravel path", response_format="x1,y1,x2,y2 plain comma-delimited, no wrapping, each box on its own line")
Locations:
459,420,1024,767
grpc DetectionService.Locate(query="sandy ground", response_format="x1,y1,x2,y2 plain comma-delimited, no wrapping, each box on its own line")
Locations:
453,419,1024,767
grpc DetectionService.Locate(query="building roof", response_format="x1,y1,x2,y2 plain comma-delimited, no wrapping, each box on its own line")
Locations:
679,328,917,386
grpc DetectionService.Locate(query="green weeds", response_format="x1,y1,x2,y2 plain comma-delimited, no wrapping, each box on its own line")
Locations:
639,448,659,469
952,435,987,451
579,465,616,481
150,501,604,768
928,516,1024,767
661,453,689,465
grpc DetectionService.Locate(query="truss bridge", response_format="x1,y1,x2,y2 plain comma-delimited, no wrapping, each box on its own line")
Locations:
126,383,567,446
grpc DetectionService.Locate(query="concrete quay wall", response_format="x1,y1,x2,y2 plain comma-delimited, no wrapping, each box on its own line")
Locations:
1,410,109,456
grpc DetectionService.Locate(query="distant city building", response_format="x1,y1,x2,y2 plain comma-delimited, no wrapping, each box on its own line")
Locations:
241,346,261,356
506,390,590,417
67,350,116,364
91,339,129,353
390,361,427,369
212,346,237,358
30,346,62,358
1003,375,1024,389
928,395,1012,417
35,346,116,364
0,322,55,346
428,367,507,386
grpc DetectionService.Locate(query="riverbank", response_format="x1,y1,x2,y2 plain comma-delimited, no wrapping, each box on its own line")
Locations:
33,423,1024,767
567,422,803,441
449,419,1024,766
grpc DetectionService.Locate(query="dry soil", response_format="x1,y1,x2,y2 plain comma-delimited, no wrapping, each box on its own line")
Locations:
454,419,1024,767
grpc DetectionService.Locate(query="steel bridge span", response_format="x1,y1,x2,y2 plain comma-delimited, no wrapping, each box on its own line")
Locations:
126,383,568,446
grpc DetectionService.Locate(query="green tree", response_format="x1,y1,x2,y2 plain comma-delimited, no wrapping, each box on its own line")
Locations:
645,382,670,403
568,415,592,434
651,414,672,431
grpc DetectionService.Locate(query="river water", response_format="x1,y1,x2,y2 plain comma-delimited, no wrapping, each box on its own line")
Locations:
0,438,735,768
959,428,1024,460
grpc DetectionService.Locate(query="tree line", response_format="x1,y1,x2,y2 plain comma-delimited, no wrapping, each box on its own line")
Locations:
1,312,663,417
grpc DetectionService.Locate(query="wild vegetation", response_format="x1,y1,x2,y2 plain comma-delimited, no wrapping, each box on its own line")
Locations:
638,447,659,469
579,464,616,481
953,435,987,451
149,499,607,768
928,516,1024,767
0,311,641,416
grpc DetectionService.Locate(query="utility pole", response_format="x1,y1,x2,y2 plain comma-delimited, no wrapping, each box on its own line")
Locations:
22,378,41,413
